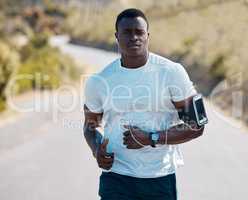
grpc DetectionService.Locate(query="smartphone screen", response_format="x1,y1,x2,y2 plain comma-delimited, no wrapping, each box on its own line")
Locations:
195,98,207,122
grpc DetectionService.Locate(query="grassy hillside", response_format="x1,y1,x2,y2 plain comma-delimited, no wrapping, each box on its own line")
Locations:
0,1,80,112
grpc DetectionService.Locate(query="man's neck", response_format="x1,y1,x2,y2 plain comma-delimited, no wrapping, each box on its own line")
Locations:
121,51,149,69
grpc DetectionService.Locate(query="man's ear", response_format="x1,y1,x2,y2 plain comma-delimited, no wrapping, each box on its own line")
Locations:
115,32,118,42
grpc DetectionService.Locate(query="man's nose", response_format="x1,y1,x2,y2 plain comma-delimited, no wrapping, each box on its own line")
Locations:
130,33,138,41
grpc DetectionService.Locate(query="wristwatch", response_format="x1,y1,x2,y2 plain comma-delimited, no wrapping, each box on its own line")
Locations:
149,132,160,148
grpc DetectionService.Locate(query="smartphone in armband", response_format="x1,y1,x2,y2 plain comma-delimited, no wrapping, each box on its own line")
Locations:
193,94,208,126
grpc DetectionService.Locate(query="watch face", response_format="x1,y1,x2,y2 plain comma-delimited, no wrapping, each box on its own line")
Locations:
152,133,159,141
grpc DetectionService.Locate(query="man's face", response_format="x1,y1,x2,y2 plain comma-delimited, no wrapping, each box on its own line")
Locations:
115,17,149,57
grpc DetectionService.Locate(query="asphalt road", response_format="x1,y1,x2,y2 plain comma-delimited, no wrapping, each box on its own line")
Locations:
0,36,247,200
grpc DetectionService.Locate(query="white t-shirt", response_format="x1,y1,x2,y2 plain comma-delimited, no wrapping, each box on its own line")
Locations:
84,52,197,178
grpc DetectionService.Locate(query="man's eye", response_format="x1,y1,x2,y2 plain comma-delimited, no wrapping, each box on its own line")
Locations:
136,30,145,35
123,30,131,34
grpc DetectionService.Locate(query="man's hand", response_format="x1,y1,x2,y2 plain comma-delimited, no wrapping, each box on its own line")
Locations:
122,125,151,149
95,138,114,170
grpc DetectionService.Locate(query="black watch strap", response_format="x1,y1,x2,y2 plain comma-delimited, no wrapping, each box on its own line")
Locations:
149,132,156,148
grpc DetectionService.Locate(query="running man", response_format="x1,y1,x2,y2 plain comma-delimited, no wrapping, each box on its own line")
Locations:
83,8,206,200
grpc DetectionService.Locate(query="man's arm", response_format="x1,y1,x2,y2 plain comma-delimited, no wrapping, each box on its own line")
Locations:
83,105,114,170
83,104,103,157
122,95,205,149
157,95,204,145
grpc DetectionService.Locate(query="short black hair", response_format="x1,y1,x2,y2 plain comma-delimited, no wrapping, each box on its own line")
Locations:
115,8,149,31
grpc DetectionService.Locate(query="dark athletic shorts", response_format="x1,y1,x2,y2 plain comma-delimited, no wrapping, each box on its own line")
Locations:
99,172,177,200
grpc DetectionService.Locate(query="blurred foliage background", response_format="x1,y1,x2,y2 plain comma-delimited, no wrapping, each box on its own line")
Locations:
0,0,80,112
0,0,247,126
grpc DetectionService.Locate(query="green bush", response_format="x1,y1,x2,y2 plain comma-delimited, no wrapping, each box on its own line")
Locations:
16,34,79,94
209,54,227,80
0,96,6,112
30,32,49,48
0,39,20,98
59,53,79,80
16,46,61,93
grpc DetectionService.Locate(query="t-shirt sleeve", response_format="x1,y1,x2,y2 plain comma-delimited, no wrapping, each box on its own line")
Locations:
84,75,104,113
168,64,197,102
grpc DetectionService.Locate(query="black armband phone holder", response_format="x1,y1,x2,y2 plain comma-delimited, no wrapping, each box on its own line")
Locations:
178,94,208,128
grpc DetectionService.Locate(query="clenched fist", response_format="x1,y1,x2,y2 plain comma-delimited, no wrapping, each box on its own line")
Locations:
94,138,114,170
